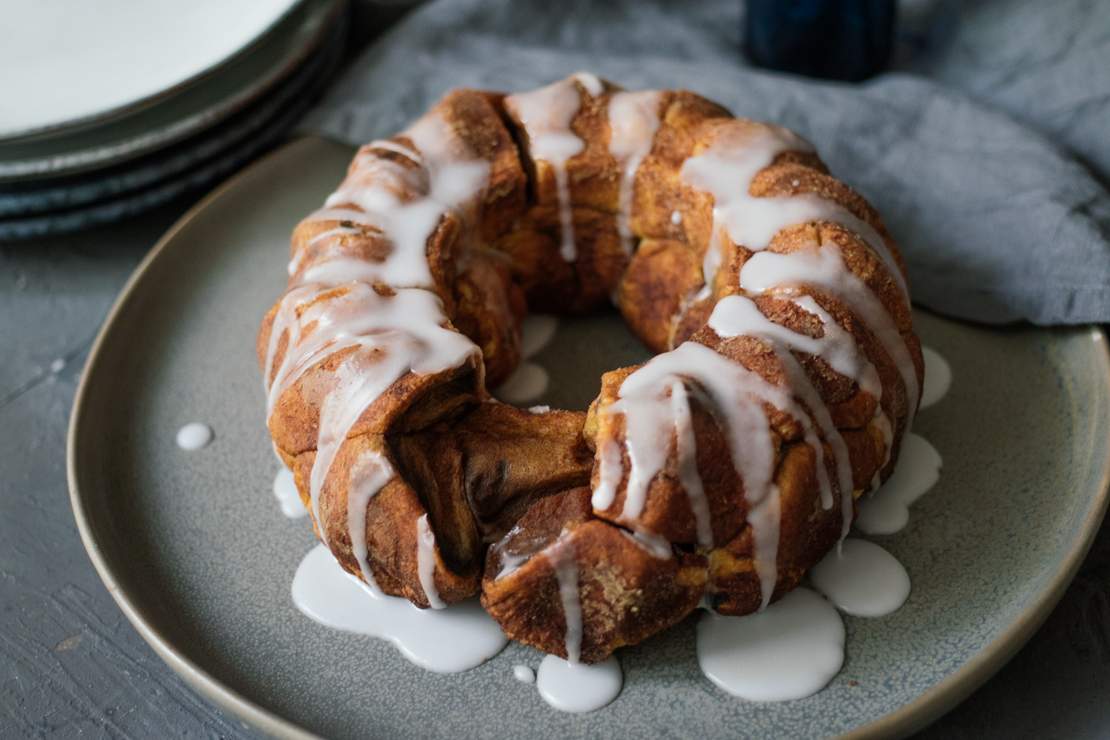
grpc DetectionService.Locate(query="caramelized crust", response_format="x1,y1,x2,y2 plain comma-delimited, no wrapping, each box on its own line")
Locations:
481,489,707,662
258,76,922,662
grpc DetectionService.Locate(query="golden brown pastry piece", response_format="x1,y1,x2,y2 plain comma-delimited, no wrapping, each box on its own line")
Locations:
258,74,922,661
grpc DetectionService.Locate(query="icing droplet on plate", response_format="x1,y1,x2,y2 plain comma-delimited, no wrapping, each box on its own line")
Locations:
513,664,536,684
856,434,942,535
919,346,952,409
292,545,507,673
810,538,910,617
535,655,622,713
176,422,212,450
272,468,307,519
697,588,844,702
520,315,559,359
495,362,549,404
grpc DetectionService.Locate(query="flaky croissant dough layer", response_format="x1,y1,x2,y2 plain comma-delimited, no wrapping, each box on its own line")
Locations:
258,75,922,663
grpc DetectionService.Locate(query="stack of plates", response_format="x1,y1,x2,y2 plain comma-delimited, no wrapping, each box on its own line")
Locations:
0,0,346,241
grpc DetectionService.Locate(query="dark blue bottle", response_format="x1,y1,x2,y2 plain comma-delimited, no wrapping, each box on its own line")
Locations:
744,0,897,82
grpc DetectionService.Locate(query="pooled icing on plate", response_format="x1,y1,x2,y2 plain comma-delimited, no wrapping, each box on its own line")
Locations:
513,664,536,684
176,422,212,450
520,314,559,359
494,362,549,404
535,655,623,713
810,538,911,617
292,545,506,673
856,433,943,536
697,588,844,702
272,467,307,519
920,345,952,409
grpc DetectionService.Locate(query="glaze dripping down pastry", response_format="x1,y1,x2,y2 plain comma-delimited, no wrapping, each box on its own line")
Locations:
257,73,923,662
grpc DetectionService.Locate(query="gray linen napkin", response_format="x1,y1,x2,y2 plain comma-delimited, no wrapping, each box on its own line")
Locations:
302,0,1110,325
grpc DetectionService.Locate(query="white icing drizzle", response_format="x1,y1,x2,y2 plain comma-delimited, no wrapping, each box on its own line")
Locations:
292,545,506,673
495,549,530,581
740,244,920,419
263,109,488,595
587,115,916,610
307,225,359,245
300,111,489,290
269,84,930,704
264,285,478,551
670,381,713,548
572,71,604,97
592,440,623,511
367,138,422,163
620,528,673,559
536,655,623,713
513,664,536,684
697,587,844,702
549,534,583,663
345,452,394,592
506,78,585,261
856,433,942,535
416,513,446,609
272,468,307,519
288,227,361,277
871,408,895,489
746,486,781,608
175,422,212,450
607,90,662,254
919,345,952,409
595,341,809,608
708,294,860,535
528,404,551,414
494,361,549,404
810,538,910,617
680,123,907,299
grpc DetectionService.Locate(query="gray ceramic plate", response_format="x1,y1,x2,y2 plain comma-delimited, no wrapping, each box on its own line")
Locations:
68,137,1110,739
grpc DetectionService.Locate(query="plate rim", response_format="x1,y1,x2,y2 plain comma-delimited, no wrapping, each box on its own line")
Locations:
67,136,1110,740
0,0,307,143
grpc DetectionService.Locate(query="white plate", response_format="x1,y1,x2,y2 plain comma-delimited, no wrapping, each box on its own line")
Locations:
0,0,342,183
0,0,304,141
0,17,345,241
0,9,344,221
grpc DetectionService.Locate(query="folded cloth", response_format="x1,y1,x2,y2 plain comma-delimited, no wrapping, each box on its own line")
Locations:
302,0,1110,325
899,0,1110,184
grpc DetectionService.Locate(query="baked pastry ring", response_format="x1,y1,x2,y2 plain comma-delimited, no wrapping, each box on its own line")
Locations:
258,74,922,663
